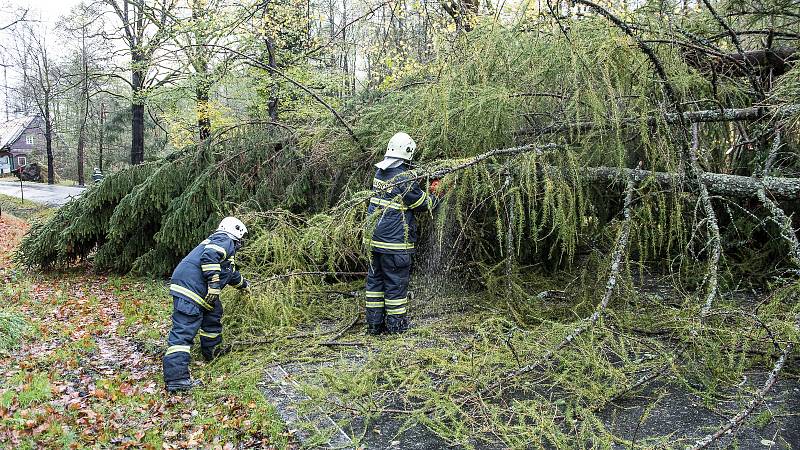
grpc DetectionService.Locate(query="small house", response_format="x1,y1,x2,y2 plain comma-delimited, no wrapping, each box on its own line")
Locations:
0,115,44,176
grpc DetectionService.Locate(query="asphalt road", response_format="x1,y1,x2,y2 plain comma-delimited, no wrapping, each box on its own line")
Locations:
0,179,86,206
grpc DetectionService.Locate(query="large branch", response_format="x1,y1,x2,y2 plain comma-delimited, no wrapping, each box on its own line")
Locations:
396,142,800,201
700,0,765,99
516,104,800,137
580,166,800,201
685,46,797,78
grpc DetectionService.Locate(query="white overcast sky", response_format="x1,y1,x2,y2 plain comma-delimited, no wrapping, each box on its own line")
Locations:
7,0,83,22
1,0,87,120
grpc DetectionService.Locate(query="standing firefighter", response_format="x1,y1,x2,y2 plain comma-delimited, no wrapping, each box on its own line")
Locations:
364,132,439,335
162,217,251,392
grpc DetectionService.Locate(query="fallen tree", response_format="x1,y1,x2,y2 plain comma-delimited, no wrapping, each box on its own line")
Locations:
517,104,800,136
13,5,800,446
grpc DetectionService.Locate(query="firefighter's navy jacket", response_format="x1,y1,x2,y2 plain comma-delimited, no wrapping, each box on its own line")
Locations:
169,232,244,309
366,164,437,254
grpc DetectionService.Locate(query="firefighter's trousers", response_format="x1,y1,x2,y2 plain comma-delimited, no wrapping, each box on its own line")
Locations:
162,296,223,383
365,252,411,331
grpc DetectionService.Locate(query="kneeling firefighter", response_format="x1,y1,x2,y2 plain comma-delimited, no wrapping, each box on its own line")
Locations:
364,132,441,335
162,216,251,393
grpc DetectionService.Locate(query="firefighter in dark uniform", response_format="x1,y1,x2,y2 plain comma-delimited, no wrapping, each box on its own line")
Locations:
364,132,439,335
162,216,250,392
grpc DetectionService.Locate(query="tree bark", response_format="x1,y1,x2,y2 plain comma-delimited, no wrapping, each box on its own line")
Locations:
265,34,278,121
98,103,105,172
76,28,89,186
130,49,146,164
131,101,144,164
196,83,211,141
44,100,54,185
684,46,797,78
77,120,86,186
575,166,800,201
517,104,800,137
192,0,211,141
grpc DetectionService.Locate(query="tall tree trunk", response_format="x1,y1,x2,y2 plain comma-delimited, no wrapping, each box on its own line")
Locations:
77,123,86,186
77,30,89,186
43,100,54,185
98,103,105,171
131,101,144,164
266,39,278,121
341,0,348,96
263,13,279,121
193,0,211,141
130,50,145,165
196,84,211,140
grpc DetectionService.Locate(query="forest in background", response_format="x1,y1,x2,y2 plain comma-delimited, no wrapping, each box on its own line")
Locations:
3,0,800,447
1,0,484,182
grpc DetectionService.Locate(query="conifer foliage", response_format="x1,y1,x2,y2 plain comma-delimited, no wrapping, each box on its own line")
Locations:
16,126,299,276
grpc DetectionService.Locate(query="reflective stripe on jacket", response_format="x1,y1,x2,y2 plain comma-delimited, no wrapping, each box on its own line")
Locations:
169,232,243,309
365,164,437,254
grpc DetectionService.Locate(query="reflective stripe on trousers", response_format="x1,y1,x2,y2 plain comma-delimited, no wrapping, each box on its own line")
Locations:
364,252,412,328
162,296,224,383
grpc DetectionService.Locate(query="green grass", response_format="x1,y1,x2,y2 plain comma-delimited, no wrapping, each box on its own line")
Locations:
1,372,51,408
0,308,29,352
0,193,53,222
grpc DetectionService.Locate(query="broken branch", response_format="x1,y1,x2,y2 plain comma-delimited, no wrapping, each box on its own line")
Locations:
516,104,800,137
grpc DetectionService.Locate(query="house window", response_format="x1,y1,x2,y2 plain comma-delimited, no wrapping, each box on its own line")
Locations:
17,156,27,166
25,135,34,145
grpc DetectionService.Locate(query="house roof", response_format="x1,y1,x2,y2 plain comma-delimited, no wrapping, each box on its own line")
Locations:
0,116,37,150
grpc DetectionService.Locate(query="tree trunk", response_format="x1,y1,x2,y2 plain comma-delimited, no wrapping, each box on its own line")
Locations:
196,83,211,141
261,3,279,121
192,0,211,142
131,101,144,164
130,50,145,165
77,124,86,186
685,46,797,78
428,143,800,201
43,100,54,185
77,31,88,186
575,166,800,201
266,36,279,121
99,103,105,172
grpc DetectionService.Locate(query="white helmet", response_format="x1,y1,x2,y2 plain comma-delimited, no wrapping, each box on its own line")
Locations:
385,132,416,161
217,216,247,241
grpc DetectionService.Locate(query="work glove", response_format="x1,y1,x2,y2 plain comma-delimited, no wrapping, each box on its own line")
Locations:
429,179,445,196
239,279,252,295
205,284,221,308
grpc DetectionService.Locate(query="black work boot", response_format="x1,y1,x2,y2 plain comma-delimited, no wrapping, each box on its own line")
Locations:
165,378,204,393
202,344,232,362
365,323,385,336
386,317,410,334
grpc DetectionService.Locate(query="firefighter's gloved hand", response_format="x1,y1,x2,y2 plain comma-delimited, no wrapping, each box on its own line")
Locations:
429,179,445,196
205,285,221,307
239,279,252,295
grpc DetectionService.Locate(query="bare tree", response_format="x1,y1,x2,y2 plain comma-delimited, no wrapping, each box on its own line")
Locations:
101,0,178,164
11,24,64,184
63,8,93,186
0,2,30,33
